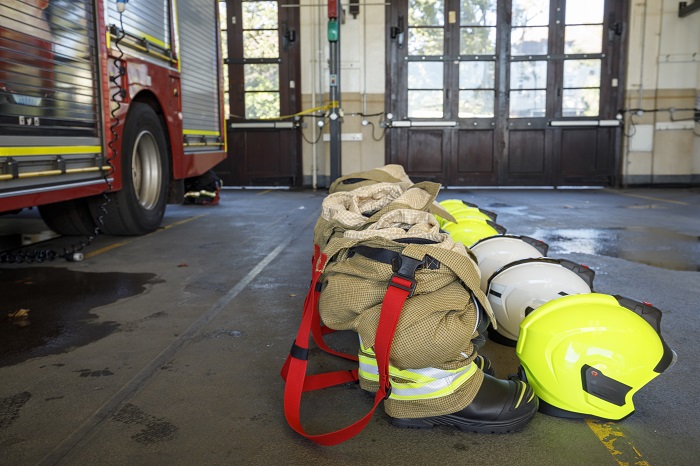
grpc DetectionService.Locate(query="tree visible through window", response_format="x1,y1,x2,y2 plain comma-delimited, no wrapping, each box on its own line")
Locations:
242,0,280,119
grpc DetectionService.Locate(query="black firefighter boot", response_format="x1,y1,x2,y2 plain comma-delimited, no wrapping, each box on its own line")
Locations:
390,373,538,434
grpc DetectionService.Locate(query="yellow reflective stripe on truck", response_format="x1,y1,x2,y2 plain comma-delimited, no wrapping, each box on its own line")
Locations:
0,166,110,181
0,146,102,157
183,130,223,147
183,130,221,136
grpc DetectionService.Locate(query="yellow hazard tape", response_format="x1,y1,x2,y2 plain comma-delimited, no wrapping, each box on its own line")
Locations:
229,101,340,122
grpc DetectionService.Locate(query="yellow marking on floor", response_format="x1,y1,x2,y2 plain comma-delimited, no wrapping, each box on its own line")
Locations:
84,242,127,259
159,214,206,230
256,189,272,195
586,419,651,466
612,190,689,206
84,215,205,257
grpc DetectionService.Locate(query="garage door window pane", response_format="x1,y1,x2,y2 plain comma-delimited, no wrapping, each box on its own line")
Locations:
511,61,547,89
459,61,494,89
564,25,603,54
410,0,444,25
408,62,443,89
409,28,445,56
245,92,280,119
512,0,549,26
511,26,548,55
460,90,494,117
460,0,497,25
244,64,279,118
510,90,546,117
243,1,278,29
563,89,599,116
460,27,496,54
564,59,600,88
243,30,278,58
408,90,443,118
565,0,604,24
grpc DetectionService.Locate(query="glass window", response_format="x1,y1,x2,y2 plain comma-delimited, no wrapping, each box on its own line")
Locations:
460,0,497,25
245,92,280,119
510,61,547,89
408,0,444,56
459,61,495,89
460,0,496,56
241,1,280,119
408,62,444,89
409,0,444,26
511,26,548,55
562,59,600,117
459,90,494,117
242,1,278,29
244,64,279,92
460,27,496,54
510,90,546,117
512,0,550,26
409,28,445,56
564,59,600,88
511,0,549,55
408,90,443,118
564,25,603,54
563,89,599,116
243,30,279,58
565,0,604,24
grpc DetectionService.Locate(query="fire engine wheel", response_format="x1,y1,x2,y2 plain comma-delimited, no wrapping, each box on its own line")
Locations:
92,102,169,235
38,198,98,236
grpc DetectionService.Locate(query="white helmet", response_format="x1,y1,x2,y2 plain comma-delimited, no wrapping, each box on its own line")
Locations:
487,258,595,346
471,235,549,293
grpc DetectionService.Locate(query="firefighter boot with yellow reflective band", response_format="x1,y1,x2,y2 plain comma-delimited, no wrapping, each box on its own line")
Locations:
390,374,538,433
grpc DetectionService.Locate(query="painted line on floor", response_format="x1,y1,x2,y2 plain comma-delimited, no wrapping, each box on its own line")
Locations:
158,214,207,230
256,189,272,195
612,190,689,206
82,215,206,258
84,242,126,259
586,419,650,465
40,205,320,466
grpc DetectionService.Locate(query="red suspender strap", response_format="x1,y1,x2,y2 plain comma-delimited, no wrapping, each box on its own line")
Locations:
281,253,422,446
309,245,357,362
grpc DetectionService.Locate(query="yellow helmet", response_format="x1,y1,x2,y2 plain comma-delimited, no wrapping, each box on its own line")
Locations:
442,219,506,248
436,200,497,227
516,293,676,420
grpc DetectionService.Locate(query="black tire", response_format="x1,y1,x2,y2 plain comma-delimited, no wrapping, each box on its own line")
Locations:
91,102,169,235
38,198,98,236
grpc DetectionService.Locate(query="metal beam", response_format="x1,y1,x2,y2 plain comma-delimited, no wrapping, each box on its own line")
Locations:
679,1,700,17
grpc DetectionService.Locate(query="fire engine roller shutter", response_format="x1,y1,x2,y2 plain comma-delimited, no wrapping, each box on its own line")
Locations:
0,0,100,138
0,1,104,193
178,0,222,154
105,0,171,53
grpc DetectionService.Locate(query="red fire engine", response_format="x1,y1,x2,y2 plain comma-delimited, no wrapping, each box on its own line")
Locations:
0,0,226,235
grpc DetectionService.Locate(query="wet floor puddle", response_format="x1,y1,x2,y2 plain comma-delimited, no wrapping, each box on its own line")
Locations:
531,227,700,271
0,267,162,367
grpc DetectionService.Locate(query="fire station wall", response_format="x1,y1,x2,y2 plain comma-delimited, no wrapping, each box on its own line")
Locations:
623,0,700,186
299,2,386,188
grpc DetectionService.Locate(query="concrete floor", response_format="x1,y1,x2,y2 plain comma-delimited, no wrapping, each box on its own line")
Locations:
0,186,699,465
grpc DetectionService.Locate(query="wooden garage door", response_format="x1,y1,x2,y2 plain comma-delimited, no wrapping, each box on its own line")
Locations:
385,0,627,186
216,0,302,186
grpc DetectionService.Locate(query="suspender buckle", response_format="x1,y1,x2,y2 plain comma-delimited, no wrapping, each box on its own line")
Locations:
389,254,422,297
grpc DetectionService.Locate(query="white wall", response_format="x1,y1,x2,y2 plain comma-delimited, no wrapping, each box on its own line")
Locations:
623,0,700,185
299,0,386,187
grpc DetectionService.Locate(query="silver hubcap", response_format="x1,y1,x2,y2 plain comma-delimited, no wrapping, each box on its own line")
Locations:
131,130,162,210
